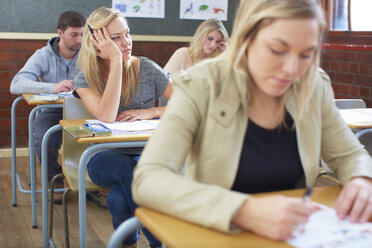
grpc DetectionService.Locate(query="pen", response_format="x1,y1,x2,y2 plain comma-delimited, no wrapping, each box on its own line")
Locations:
303,187,312,201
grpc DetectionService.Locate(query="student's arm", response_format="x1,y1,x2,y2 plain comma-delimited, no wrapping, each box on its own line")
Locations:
316,69,372,223
76,27,123,123
115,76,173,122
10,50,71,94
164,47,189,75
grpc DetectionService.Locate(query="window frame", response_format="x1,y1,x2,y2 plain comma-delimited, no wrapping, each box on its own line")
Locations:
321,0,372,45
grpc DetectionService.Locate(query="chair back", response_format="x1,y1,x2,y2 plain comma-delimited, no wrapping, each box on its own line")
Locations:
62,97,100,191
334,99,366,109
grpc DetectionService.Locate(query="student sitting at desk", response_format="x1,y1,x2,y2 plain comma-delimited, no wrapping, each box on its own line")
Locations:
164,18,228,75
160,18,228,106
73,7,172,248
10,11,85,201
133,0,372,242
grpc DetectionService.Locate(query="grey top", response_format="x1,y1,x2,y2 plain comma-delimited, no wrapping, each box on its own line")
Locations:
73,56,169,113
10,37,79,94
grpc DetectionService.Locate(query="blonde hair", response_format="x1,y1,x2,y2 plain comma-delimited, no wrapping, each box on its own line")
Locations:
78,7,138,106
189,18,229,64
223,0,326,123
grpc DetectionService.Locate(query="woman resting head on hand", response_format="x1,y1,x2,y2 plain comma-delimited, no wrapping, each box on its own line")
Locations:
159,18,228,106
133,0,372,243
74,7,172,123
73,7,172,248
164,18,229,76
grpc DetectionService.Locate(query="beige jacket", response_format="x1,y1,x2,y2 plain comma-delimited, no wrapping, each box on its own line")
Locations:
133,58,372,233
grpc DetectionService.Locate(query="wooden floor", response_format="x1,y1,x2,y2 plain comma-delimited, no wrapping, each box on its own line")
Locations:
0,156,150,248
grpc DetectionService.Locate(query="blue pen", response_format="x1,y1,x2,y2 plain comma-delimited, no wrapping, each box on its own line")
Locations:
303,187,312,201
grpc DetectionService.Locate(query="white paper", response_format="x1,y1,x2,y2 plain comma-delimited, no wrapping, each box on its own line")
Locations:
180,0,228,21
86,119,159,132
57,90,74,97
287,204,372,248
112,0,165,19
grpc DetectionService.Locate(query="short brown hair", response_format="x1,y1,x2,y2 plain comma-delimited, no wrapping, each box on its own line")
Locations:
58,11,85,32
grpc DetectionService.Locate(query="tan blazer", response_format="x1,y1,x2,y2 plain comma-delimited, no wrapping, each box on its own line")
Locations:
133,58,372,233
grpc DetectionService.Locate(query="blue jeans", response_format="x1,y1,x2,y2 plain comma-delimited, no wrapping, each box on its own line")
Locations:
33,108,63,182
87,150,160,247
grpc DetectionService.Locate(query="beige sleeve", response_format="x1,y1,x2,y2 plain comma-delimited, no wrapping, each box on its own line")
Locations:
319,69,372,184
132,71,248,233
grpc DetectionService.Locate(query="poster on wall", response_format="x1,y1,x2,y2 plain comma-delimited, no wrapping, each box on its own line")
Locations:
112,0,165,18
180,0,228,20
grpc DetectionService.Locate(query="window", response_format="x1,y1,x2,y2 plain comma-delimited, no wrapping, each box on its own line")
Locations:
322,0,372,44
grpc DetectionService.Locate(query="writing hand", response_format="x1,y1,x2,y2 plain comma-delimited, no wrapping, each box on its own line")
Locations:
53,80,73,93
232,195,318,241
336,176,372,223
89,27,121,61
116,109,156,122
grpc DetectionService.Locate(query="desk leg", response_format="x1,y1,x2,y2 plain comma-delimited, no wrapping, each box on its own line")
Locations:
29,104,62,229
78,141,147,248
11,96,24,207
42,124,62,248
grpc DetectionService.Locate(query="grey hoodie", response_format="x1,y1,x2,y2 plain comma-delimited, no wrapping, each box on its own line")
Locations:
10,37,79,95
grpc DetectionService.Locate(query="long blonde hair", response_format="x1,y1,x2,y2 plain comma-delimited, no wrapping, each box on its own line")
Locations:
189,18,229,65
78,7,138,106
223,0,326,123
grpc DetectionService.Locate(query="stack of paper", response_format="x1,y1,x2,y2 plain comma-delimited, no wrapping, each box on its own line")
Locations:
86,119,160,133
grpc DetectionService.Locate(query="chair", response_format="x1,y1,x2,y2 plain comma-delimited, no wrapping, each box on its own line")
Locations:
334,99,366,109
49,97,104,248
319,98,368,182
107,217,143,248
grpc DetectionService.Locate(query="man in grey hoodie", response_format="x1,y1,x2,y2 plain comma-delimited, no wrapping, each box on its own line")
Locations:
10,11,85,194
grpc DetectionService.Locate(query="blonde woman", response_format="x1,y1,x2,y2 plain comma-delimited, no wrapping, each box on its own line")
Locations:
159,18,228,105
165,18,228,75
73,7,171,248
133,0,372,242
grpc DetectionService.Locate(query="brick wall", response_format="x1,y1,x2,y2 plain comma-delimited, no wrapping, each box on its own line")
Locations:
0,39,187,148
320,44,372,106
0,39,371,148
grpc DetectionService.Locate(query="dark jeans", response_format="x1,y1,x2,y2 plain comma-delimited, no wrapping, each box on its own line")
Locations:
33,108,63,182
87,150,160,247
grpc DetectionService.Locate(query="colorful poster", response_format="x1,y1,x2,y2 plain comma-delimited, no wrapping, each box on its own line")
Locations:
112,0,165,19
180,0,228,21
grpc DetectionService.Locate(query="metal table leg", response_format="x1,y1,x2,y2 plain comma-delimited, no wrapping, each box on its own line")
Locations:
78,141,147,248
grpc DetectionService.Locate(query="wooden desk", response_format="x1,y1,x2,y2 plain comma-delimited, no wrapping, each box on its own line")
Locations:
42,118,152,248
11,94,64,228
135,185,342,248
339,108,372,129
22,93,64,105
60,119,152,143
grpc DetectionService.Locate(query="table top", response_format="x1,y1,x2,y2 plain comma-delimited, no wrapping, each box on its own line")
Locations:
59,119,152,144
135,185,342,248
22,93,64,105
339,108,372,129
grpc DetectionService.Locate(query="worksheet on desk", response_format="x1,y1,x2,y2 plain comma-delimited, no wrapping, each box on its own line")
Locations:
287,204,372,248
86,119,160,132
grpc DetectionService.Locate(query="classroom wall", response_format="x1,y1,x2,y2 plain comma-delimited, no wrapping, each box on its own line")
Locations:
320,45,372,106
0,39,371,148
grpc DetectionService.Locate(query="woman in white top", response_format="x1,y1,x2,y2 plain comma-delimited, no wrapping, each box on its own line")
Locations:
159,18,228,105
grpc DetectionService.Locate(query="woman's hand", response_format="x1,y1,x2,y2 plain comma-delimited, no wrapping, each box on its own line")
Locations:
336,177,372,223
116,108,159,122
219,41,228,51
89,27,121,61
232,195,319,241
